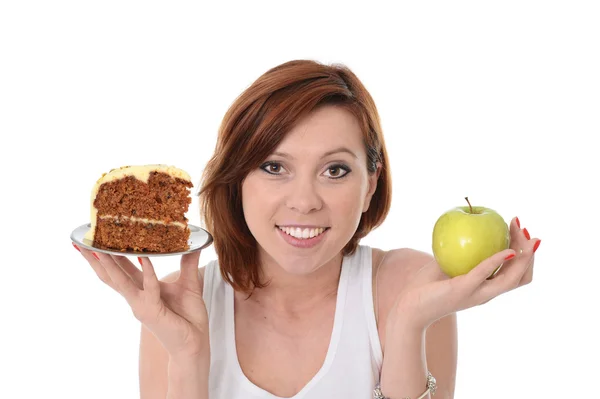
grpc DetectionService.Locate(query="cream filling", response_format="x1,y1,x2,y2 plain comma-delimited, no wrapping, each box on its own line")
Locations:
84,165,192,241
100,215,186,228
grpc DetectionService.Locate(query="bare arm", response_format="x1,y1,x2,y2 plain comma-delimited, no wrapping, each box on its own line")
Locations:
139,324,169,398
377,250,458,399
378,218,534,398
425,314,457,398
139,268,209,399
166,356,210,399
380,318,430,398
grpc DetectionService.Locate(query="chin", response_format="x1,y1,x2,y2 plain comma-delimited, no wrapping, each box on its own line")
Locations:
274,258,323,276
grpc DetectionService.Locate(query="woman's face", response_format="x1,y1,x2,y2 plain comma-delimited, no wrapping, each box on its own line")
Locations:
241,105,380,275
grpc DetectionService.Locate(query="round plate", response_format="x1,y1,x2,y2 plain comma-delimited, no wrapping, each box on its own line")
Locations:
70,223,213,257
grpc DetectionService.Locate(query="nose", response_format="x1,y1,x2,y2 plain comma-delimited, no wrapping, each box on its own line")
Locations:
285,177,323,214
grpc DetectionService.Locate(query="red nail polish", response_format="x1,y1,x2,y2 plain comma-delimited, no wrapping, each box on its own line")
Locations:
138,257,143,266
515,217,520,228
523,228,531,240
533,240,541,253
72,243,80,252
93,252,99,260
505,253,515,260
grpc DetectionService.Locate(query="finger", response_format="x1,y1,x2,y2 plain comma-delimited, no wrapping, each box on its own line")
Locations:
519,256,535,286
518,237,541,286
179,250,201,282
79,248,115,289
95,252,140,301
464,248,516,290
110,255,143,289
510,217,529,254
499,234,539,282
138,257,161,302
476,237,540,300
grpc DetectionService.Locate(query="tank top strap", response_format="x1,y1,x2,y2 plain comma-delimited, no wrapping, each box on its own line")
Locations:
356,245,384,370
202,259,219,318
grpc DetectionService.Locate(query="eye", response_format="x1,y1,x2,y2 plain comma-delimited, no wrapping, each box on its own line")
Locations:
260,162,286,175
324,164,351,179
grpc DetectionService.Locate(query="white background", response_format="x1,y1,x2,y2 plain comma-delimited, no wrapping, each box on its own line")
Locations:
1,1,598,398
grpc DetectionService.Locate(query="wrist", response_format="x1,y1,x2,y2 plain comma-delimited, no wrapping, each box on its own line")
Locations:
384,319,425,355
388,302,429,336
169,348,210,369
380,317,429,399
168,334,211,366
168,357,209,377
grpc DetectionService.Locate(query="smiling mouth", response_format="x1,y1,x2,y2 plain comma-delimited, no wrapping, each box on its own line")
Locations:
276,226,330,239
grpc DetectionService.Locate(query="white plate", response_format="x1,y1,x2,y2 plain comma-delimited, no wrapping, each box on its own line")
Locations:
70,223,213,257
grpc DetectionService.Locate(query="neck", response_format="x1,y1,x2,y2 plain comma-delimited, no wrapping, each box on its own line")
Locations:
250,251,343,315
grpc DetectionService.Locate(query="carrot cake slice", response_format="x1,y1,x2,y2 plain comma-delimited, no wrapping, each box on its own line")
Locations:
84,165,193,253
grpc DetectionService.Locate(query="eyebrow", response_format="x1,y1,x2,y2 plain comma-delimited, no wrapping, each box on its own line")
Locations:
272,147,358,160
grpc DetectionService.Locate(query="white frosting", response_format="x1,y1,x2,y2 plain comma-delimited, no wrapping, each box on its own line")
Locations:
84,165,192,241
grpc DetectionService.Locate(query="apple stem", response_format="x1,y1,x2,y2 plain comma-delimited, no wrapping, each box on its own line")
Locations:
465,197,473,214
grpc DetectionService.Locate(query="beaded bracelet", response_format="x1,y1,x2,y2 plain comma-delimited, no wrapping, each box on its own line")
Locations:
373,371,437,399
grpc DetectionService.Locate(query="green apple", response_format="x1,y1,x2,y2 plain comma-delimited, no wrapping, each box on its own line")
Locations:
432,197,510,278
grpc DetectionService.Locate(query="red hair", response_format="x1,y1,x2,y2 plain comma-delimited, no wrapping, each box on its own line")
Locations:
198,60,392,293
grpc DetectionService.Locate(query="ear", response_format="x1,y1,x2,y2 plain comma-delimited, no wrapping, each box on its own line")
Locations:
362,162,382,213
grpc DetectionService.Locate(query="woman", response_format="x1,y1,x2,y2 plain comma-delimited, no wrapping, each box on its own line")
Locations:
75,60,541,399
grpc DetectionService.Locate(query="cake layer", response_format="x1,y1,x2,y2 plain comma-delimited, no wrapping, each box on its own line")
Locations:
93,217,190,253
93,173,192,221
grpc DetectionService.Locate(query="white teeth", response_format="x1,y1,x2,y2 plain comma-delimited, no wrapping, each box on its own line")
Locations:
278,226,326,239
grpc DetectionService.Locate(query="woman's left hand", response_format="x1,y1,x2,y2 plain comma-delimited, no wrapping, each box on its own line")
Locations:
390,217,541,331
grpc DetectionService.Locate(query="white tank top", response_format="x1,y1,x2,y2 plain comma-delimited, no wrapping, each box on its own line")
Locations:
202,245,384,398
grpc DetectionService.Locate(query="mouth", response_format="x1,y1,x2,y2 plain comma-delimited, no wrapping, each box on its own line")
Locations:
276,225,330,240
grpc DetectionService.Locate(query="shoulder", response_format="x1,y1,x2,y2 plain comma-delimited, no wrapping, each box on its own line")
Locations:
373,247,435,289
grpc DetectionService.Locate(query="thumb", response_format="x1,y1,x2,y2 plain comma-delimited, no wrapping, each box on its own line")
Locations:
180,250,201,282
468,248,516,287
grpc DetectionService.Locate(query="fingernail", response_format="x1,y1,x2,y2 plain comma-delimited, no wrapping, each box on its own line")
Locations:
533,239,541,253
505,253,515,260
92,252,99,260
138,257,143,266
515,217,521,228
72,243,80,252
523,228,531,240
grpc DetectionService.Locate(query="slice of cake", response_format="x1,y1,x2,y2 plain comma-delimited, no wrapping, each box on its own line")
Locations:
84,164,194,253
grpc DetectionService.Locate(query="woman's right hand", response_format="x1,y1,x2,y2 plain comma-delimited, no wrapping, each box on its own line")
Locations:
75,245,209,360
